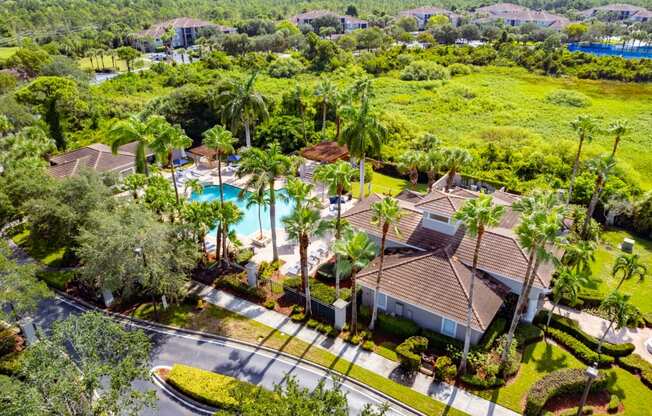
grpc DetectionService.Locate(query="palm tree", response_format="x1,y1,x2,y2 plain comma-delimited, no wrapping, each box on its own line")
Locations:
150,118,192,205
315,78,337,132
612,253,647,290
212,201,243,266
237,143,292,261
287,83,311,142
334,89,353,141
568,115,597,204
245,188,269,240
597,291,640,354
285,177,321,210
608,120,630,158
122,173,146,201
202,125,236,203
443,148,472,192
583,155,616,239
501,191,565,364
282,206,329,316
184,178,204,196
369,197,403,331
396,151,423,190
420,149,444,192
562,240,596,275
109,115,159,175
332,230,377,334
214,72,269,148
453,194,505,373
339,100,387,200
182,201,213,255
545,267,590,330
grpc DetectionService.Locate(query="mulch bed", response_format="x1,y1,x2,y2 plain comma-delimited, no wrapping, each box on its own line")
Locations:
544,390,615,415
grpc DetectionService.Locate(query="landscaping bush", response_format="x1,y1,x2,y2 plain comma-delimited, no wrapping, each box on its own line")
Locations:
396,336,428,372
306,319,319,329
560,288,604,309
524,368,608,416
317,323,335,337
263,299,276,310
479,318,506,350
400,61,449,81
290,312,305,322
258,261,281,279
358,305,371,323
268,57,304,78
0,328,19,357
0,351,23,376
515,323,544,346
434,356,457,382
545,89,591,108
166,364,271,411
283,277,351,304
618,353,649,375
362,340,374,351
235,248,254,265
376,313,420,340
448,63,472,76
539,313,634,358
460,373,505,388
217,273,266,302
643,313,652,328
607,394,620,413
543,327,614,367
349,333,363,345
421,329,463,354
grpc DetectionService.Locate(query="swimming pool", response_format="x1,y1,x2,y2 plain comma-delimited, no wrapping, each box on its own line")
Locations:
190,184,295,237
567,43,652,60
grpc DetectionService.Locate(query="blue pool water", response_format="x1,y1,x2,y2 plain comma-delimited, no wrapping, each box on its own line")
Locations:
190,184,295,237
567,43,652,60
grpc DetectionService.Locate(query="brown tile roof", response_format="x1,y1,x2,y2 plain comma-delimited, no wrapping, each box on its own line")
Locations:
188,145,217,159
343,193,553,289
137,17,222,38
414,190,469,217
47,142,141,179
300,141,349,163
357,250,503,331
476,2,530,14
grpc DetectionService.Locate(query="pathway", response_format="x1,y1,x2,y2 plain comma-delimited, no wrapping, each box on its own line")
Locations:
192,282,520,416
544,300,652,362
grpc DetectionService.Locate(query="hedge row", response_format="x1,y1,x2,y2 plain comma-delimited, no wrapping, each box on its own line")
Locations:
377,313,420,339
619,353,652,389
283,277,352,304
525,368,608,416
543,327,614,368
515,323,544,346
461,373,505,389
396,336,428,371
560,288,604,309
537,312,634,358
217,273,266,302
479,318,506,350
422,328,463,354
166,364,272,410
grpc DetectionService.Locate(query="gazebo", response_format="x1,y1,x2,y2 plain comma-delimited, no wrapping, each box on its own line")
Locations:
300,141,349,163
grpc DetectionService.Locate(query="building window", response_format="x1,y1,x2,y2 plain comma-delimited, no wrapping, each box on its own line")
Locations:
441,318,457,337
428,212,449,223
375,292,387,310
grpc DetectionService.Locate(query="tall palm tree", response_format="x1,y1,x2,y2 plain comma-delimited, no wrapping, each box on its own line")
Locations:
245,188,269,241
453,194,505,374
567,115,597,204
339,100,387,200
608,120,630,158
285,177,321,210
182,201,213,256
315,78,337,132
214,72,269,148
150,118,192,206
420,149,444,193
202,125,236,203
237,143,292,261
562,240,596,275
583,155,616,239
545,267,590,330
612,253,647,290
282,206,329,316
334,88,353,141
597,291,639,354
212,201,243,266
287,83,311,142
369,197,403,331
501,191,565,364
443,147,472,192
397,151,423,190
108,115,158,175
332,230,377,334
184,178,204,196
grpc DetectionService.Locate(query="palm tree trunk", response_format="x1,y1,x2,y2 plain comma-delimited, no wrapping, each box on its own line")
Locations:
545,296,561,332
583,176,604,238
170,161,180,205
501,246,538,364
215,224,222,264
427,170,436,192
597,319,615,354
137,142,148,175
244,121,252,147
369,227,388,330
611,136,620,158
351,270,358,334
217,154,224,203
460,231,483,375
269,182,279,261
335,187,343,298
410,168,418,189
222,223,229,266
301,236,312,316
257,205,263,239
322,101,327,132
568,138,585,204
446,168,455,192
359,157,366,200
336,115,341,141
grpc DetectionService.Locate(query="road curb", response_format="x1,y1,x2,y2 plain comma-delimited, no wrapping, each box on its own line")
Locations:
54,291,426,416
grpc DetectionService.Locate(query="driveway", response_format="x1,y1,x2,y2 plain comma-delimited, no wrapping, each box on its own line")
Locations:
31,296,421,416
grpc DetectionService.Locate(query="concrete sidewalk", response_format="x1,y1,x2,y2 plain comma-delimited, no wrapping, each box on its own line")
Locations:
192,282,520,416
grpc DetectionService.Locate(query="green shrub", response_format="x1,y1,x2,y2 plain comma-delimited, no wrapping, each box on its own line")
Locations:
434,356,457,382
306,319,320,329
448,63,472,76
0,351,24,376
362,340,374,351
543,327,614,367
377,313,419,339
263,299,276,310
618,353,649,375
283,277,351,304
166,364,271,410
643,313,652,328
317,324,335,337
396,336,428,371
235,248,254,265
217,273,266,302
291,304,304,314
0,329,19,357
315,262,350,281
421,329,463,354
560,288,604,309
349,334,363,345
258,261,281,279
290,312,305,322
460,373,505,388
515,323,544,346
268,57,304,78
607,394,620,413
480,318,506,350
545,89,592,108
400,61,449,81
538,312,634,358
358,305,371,323
525,368,608,416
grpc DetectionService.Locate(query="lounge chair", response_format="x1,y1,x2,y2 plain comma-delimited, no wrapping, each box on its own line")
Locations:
286,263,300,276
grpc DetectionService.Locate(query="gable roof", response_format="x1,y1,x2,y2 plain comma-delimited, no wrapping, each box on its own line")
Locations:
357,250,503,331
47,142,147,179
414,190,469,216
300,141,349,163
136,17,222,38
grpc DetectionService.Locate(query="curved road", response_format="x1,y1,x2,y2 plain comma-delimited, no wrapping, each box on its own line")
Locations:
33,296,420,416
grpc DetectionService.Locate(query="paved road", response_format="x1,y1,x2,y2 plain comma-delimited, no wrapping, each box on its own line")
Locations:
33,296,421,416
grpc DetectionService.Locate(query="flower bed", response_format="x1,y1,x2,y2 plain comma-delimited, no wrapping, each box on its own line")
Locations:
216,272,266,302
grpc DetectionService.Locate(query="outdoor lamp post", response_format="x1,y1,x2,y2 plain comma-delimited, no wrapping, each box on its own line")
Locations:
577,363,599,416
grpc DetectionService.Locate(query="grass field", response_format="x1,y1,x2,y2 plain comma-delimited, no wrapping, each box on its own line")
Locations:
586,228,652,313
78,54,128,72
351,171,428,198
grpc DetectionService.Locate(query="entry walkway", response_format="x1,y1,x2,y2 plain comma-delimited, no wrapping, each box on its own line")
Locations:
191,282,520,416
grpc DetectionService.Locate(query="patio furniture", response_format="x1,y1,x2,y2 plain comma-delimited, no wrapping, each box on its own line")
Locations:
286,263,300,276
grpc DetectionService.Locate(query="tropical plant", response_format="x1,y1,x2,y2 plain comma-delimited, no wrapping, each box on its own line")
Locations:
339,100,387,199
332,230,377,334
285,177,321,210
202,124,236,203
237,143,292,261
214,72,269,147
212,201,243,266
396,151,422,190
567,115,598,204
582,155,616,239
150,117,192,205
369,197,403,331
108,115,159,175
184,178,204,196
597,291,640,353
245,188,269,240
545,267,590,330
182,201,214,255
452,194,505,373
315,77,337,131
420,148,444,192
443,147,472,192
122,173,147,200
562,240,596,275
608,119,629,158
612,253,647,290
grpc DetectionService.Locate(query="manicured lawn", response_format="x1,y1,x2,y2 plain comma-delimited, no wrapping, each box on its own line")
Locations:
78,54,128,72
133,302,466,416
0,47,18,61
586,228,652,313
351,171,428,198
12,229,67,268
